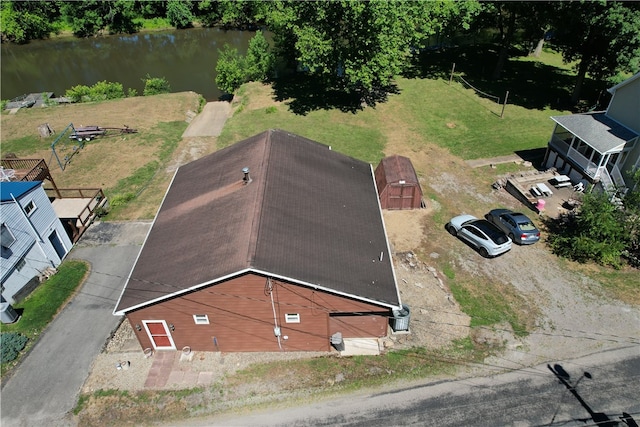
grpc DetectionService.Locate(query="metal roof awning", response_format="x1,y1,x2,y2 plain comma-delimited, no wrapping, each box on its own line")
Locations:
551,112,637,155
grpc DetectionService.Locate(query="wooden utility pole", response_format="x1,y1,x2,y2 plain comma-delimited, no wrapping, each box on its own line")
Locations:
500,90,509,118
449,63,455,86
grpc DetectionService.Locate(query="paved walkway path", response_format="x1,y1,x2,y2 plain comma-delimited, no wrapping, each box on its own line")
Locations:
181,101,231,138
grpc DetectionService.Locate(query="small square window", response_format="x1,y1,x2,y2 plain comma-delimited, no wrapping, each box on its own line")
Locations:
193,314,209,325
1,223,16,248
24,200,36,216
16,257,26,272
285,313,300,323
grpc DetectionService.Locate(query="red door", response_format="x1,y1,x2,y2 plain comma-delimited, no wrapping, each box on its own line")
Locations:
143,320,176,350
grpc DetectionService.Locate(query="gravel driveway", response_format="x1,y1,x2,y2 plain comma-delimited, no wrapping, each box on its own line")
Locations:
426,170,640,373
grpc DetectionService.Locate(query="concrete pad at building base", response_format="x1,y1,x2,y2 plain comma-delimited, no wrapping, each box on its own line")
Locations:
340,338,381,356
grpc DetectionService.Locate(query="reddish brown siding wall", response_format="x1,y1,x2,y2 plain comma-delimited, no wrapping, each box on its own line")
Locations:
126,273,391,352
329,314,388,338
381,184,421,210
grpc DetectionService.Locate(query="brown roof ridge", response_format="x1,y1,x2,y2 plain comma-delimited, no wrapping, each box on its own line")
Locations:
245,129,275,267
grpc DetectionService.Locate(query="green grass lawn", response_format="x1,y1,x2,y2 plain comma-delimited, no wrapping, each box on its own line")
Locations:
388,76,567,160
1,260,88,377
218,97,387,165
219,75,566,164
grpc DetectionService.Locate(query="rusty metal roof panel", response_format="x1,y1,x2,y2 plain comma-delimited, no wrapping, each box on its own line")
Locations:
378,155,420,184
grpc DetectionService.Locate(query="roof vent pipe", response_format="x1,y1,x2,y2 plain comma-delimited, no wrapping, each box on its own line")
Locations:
242,167,252,185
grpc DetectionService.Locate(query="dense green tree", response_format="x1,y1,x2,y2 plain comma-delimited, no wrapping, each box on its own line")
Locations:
218,0,261,28
548,175,640,269
214,31,274,94
469,2,554,80
196,0,268,28
621,170,640,265
0,0,60,43
549,191,628,267
245,31,273,81
136,0,166,19
215,45,247,94
551,1,640,103
166,0,194,29
61,0,110,37
265,0,479,98
194,0,222,27
106,0,142,34
518,2,556,58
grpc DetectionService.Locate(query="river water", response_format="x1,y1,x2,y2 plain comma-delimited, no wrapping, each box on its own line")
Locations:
1,28,254,102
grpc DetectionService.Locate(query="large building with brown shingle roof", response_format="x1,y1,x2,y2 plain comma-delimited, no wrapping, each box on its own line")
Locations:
114,130,402,352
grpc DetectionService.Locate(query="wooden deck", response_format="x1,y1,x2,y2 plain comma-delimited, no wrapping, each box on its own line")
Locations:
48,188,107,242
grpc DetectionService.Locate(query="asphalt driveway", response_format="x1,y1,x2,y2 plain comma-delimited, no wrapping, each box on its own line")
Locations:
0,221,151,427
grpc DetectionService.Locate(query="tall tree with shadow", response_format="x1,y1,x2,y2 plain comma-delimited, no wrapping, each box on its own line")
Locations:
551,1,640,104
265,0,478,105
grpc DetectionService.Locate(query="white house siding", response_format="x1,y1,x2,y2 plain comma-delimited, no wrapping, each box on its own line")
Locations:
607,75,640,133
621,138,640,186
0,184,72,303
1,244,47,303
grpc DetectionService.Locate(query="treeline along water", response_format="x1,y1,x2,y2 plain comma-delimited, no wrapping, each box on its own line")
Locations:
1,28,254,102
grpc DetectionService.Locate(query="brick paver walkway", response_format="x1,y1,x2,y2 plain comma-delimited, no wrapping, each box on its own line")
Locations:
144,351,215,389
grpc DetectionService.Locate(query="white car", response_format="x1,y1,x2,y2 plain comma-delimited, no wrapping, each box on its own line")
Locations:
446,214,512,258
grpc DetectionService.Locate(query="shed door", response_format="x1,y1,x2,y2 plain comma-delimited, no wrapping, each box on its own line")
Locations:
388,184,415,210
143,320,176,350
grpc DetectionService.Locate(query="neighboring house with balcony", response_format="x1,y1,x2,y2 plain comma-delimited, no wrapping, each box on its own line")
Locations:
543,72,640,194
1,181,73,304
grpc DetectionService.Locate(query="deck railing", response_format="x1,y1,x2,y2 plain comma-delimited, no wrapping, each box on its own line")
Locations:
0,158,61,197
44,187,108,240
1,158,47,181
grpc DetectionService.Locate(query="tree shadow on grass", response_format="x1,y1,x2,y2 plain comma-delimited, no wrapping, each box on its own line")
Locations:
515,147,548,168
270,74,400,116
404,44,609,112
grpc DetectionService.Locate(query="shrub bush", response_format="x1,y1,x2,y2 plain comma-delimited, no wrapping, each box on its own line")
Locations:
65,84,92,103
108,193,135,207
143,75,171,96
1,332,29,364
65,81,125,103
91,81,125,100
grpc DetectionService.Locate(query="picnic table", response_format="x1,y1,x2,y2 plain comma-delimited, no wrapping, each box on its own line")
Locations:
536,182,553,197
552,175,572,188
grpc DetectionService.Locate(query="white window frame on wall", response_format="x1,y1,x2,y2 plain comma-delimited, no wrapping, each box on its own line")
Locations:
285,313,300,323
24,200,36,216
193,314,210,325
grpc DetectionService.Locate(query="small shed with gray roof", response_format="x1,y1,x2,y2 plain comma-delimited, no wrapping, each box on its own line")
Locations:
113,130,402,353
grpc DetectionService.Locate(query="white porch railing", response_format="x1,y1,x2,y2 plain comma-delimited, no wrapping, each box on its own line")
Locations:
567,147,602,178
